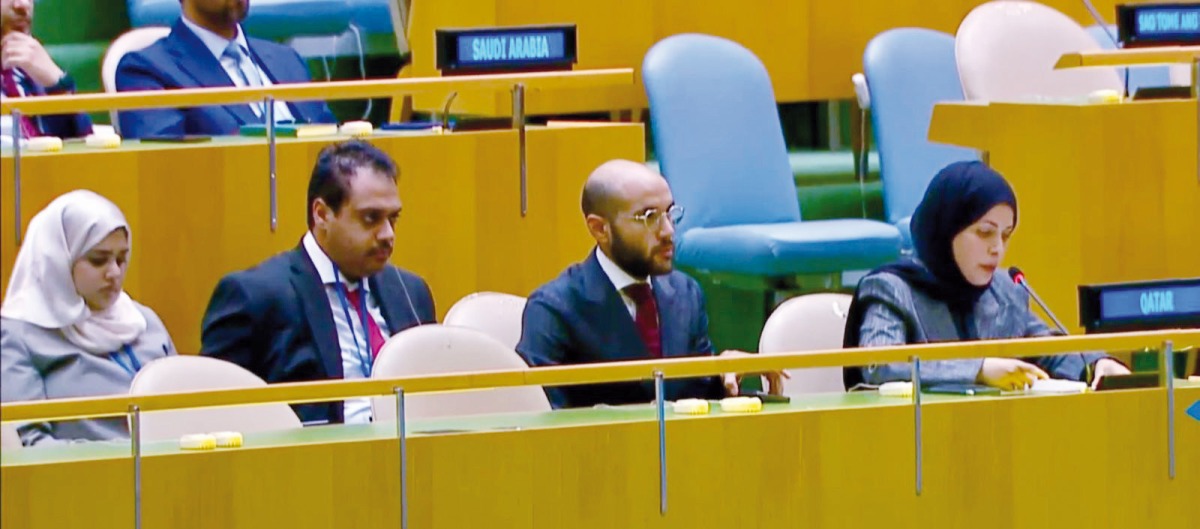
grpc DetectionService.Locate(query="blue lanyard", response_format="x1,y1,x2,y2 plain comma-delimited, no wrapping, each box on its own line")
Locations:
110,345,141,377
331,264,373,378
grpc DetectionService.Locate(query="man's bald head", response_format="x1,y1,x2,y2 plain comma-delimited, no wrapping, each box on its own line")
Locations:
581,159,667,220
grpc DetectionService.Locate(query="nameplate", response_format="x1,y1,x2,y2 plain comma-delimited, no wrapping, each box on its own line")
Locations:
1079,278,1200,332
1118,3,1200,47
436,25,577,74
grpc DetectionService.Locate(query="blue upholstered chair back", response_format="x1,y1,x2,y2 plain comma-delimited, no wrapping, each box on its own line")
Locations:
642,34,801,237
864,28,978,226
1085,24,1174,93
127,0,352,41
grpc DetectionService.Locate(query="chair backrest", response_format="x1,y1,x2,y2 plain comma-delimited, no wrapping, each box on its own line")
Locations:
127,0,353,41
102,26,170,134
643,34,801,235
102,26,170,93
371,325,550,420
1,423,21,450
758,293,853,395
864,28,979,226
1085,24,1191,93
443,292,527,350
129,356,302,441
956,1,1122,100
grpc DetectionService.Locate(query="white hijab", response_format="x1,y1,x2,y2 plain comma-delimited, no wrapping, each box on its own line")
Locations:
1,190,147,354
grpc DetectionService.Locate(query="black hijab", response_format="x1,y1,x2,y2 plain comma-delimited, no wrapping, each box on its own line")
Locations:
842,161,1017,386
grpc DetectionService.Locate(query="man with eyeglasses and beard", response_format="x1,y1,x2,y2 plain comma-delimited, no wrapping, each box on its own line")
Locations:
517,160,783,408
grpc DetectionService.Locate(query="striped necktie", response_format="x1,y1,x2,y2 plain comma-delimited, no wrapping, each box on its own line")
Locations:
1,69,41,138
222,42,265,117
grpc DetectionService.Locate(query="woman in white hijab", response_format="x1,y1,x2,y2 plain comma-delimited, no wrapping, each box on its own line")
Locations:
1,190,175,446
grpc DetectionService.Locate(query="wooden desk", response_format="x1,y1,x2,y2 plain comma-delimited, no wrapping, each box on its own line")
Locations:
1055,46,1198,97
1055,46,1200,69
402,0,1156,115
0,123,644,352
3,384,1198,528
929,99,1200,331
5,331,1197,528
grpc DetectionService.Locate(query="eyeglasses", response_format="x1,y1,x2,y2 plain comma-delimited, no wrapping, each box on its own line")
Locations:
628,204,684,229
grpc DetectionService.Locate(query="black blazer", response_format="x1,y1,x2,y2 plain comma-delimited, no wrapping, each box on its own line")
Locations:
201,245,436,424
516,250,723,408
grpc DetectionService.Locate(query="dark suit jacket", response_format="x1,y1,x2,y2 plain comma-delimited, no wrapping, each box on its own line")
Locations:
200,245,436,424
517,250,724,408
114,19,335,139
10,68,91,138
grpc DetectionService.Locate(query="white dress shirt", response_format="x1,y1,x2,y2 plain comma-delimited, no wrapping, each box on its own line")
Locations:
302,232,389,424
595,249,652,319
179,15,295,122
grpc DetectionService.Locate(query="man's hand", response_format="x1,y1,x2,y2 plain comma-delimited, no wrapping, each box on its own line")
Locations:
2,33,64,87
977,358,1049,390
1090,358,1132,390
718,350,788,397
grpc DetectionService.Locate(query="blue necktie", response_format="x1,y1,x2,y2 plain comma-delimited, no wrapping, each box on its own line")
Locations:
222,43,265,116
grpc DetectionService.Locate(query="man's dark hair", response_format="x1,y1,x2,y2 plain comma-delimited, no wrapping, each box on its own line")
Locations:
307,140,398,228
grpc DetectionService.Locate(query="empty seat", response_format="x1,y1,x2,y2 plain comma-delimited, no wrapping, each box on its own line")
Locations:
371,325,550,420
126,0,352,41
860,28,979,248
956,1,1122,100
129,356,302,441
642,34,901,280
759,293,853,395
443,292,527,350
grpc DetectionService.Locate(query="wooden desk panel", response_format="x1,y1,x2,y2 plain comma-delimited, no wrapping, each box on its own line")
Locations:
402,0,1153,115
930,100,1200,331
0,124,644,352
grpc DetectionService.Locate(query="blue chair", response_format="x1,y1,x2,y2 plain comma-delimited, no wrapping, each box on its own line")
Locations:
347,0,398,36
861,28,978,249
1085,24,1187,95
127,0,352,42
642,34,901,285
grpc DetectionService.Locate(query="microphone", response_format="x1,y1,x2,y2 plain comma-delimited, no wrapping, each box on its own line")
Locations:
1080,0,1118,46
1079,0,1130,97
391,266,424,325
1008,266,1069,335
851,73,871,219
851,73,871,110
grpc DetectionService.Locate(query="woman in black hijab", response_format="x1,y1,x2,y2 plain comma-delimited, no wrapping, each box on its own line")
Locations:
842,161,1128,390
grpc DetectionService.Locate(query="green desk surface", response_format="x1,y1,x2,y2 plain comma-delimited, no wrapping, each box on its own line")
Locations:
0,392,896,466
13,383,1197,467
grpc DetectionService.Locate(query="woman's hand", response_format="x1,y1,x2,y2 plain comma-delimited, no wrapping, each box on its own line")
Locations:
1090,358,1132,390
977,358,1048,390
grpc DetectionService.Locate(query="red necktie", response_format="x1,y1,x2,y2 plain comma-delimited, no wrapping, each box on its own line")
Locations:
344,288,387,358
1,69,41,138
623,283,662,358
